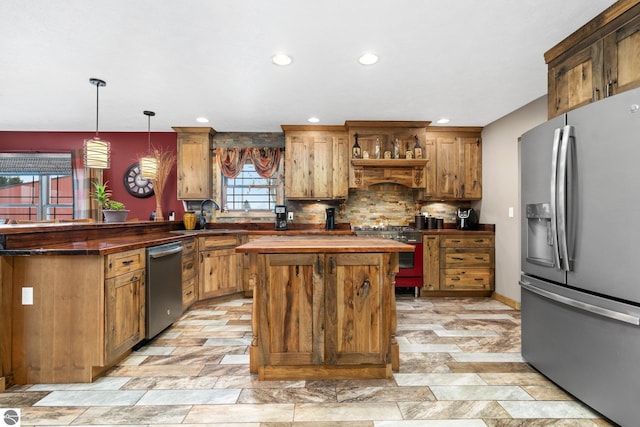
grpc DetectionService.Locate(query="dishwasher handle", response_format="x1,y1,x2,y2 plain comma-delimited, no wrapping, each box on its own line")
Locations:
149,244,183,259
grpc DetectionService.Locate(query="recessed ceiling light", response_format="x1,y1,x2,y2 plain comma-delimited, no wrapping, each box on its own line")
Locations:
436,118,450,124
196,117,209,123
272,53,293,66
307,117,320,123
358,52,379,65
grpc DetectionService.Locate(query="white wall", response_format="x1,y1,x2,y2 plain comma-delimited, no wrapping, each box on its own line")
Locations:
477,95,547,303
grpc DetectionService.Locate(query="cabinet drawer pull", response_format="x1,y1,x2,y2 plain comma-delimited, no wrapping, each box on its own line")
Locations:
452,256,464,260
184,262,194,269
451,239,461,243
130,275,139,282
474,239,485,243
122,260,134,266
451,277,460,281
474,277,484,281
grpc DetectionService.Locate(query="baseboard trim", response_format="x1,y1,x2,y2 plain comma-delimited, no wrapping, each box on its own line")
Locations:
492,292,521,310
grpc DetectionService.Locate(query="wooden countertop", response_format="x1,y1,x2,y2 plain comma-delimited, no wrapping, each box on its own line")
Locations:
235,235,415,253
0,221,493,256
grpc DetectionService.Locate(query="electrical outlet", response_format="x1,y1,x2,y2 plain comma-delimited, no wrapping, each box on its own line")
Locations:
287,212,294,221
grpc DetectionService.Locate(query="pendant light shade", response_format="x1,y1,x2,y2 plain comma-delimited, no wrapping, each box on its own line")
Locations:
84,78,111,169
140,110,158,180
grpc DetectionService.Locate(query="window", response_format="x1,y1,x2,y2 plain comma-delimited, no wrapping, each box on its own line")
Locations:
221,162,278,212
0,153,73,221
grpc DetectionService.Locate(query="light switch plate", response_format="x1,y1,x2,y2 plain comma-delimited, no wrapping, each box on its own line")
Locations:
508,207,514,218
22,287,33,305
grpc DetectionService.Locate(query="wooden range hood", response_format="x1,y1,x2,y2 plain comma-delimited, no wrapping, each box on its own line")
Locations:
346,120,431,190
350,158,428,189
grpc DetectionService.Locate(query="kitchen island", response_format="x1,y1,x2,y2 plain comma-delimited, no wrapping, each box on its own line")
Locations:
235,235,414,380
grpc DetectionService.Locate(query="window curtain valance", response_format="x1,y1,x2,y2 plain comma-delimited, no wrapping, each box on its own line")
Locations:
216,147,281,179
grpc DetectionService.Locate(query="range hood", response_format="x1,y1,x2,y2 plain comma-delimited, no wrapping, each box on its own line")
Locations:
350,159,428,189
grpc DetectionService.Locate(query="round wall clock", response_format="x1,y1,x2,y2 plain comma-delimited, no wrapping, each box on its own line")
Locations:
123,163,154,198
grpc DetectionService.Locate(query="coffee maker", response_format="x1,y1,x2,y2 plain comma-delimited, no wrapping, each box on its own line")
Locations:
275,205,288,230
325,208,335,230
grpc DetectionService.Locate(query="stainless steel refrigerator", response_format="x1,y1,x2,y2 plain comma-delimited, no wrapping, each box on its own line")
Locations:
520,87,640,427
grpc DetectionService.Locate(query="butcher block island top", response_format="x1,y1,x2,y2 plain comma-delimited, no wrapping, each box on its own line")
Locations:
235,234,414,254
236,235,413,381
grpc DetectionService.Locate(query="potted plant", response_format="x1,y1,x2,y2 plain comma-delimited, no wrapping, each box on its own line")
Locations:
92,181,129,222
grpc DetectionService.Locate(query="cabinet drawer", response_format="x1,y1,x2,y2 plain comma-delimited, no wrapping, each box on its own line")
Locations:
182,238,197,255
105,249,145,278
200,236,238,250
441,248,493,267
182,275,197,309
441,235,494,248
440,268,493,291
182,252,197,280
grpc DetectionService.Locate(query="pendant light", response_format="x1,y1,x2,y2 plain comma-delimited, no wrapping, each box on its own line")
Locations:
83,78,111,169
139,110,158,180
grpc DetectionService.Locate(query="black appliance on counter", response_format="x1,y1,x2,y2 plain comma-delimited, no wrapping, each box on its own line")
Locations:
325,208,335,230
274,205,287,230
456,208,478,230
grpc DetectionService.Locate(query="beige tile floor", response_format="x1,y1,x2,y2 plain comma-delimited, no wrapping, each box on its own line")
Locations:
2,294,616,426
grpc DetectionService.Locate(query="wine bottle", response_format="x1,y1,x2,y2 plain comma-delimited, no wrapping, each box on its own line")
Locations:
352,133,361,159
414,135,422,159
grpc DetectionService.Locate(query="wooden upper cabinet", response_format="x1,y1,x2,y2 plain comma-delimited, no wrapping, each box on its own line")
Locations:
546,0,640,118
283,126,348,200
173,127,215,200
604,14,640,95
425,127,482,200
548,41,604,117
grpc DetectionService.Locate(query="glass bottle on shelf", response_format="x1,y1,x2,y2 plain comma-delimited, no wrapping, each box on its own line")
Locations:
352,133,361,159
393,137,400,159
414,135,422,159
375,137,381,159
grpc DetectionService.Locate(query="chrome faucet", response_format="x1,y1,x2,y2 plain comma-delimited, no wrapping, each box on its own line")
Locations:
199,199,220,229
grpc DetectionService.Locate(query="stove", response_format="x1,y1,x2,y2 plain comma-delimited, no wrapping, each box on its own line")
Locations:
352,225,422,242
353,225,423,296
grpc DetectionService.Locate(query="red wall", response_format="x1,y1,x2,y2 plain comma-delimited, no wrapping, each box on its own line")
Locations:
0,131,183,220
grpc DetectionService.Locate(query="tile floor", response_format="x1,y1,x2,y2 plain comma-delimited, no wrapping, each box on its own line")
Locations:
2,295,616,426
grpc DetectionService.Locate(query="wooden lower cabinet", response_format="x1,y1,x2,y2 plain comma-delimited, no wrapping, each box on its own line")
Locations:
11,248,146,384
105,268,145,363
181,237,198,310
198,236,242,300
422,234,494,296
250,251,397,380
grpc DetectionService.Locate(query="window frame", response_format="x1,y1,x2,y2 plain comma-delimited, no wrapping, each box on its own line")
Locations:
216,155,284,220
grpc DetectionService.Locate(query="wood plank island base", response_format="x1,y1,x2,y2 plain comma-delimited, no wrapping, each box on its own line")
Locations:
235,235,414,380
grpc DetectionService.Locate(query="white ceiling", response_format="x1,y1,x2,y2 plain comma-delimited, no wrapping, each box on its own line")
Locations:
0,0,615,133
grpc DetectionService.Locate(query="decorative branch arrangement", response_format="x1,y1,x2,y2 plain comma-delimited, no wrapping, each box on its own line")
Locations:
150,147,176,221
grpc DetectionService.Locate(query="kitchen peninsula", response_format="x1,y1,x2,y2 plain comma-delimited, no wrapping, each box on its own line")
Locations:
0,221,353,387
235,235,414,380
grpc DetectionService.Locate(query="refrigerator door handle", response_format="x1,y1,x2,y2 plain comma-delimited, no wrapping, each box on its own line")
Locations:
557,125,573,271
520,280,640,326
550,127,562,270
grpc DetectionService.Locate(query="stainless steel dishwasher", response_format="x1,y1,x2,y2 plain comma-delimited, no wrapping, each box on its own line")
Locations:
146,241,183,339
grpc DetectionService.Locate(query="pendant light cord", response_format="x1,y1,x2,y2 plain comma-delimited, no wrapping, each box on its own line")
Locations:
95,82,99,137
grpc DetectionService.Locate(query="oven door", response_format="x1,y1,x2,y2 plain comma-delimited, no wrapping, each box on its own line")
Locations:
396,242,423,287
